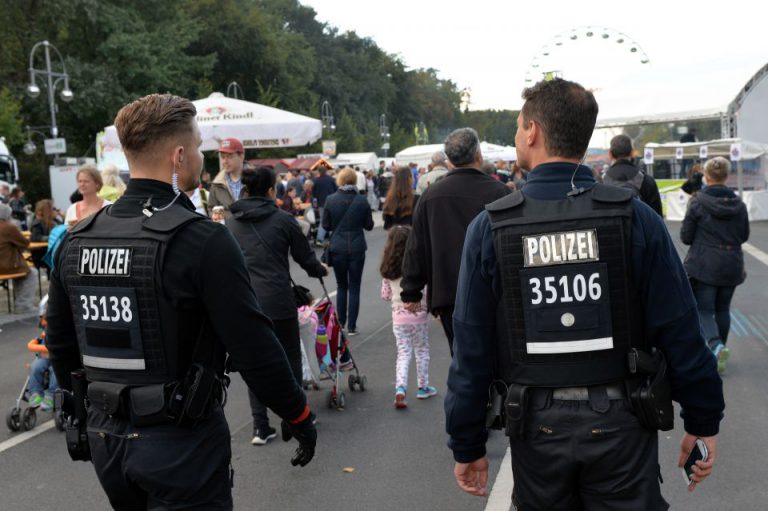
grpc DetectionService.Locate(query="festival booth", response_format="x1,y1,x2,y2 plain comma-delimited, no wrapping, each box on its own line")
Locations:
479,142,517,163
394,142,517,169
289,157,333,172
393,144,443,169
101,92,322,159
246,159,292,175
331,152,378,171
644,138,768,221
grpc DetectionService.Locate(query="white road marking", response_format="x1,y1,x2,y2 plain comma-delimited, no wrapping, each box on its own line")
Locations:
354,320,393,348
0,419,56,454
744,243,768,268
485,447,514,511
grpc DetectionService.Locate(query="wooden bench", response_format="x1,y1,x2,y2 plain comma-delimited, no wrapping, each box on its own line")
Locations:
0,272,30,313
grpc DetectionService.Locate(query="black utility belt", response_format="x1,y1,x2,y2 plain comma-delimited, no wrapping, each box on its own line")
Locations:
87,365,226,427
548,383,625,401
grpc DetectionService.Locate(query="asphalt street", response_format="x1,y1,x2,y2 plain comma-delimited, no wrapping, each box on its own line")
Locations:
0,214,766,511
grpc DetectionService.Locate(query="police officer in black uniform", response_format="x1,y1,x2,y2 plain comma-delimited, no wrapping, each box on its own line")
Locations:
46,94,316,510
446,79,724,510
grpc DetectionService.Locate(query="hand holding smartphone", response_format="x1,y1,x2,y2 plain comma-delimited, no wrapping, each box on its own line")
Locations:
682,438,708,486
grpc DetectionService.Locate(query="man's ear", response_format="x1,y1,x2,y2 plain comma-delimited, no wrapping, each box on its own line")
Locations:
527,120,538,147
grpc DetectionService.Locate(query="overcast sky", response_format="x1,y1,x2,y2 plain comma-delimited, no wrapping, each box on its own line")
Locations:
301,0,765,120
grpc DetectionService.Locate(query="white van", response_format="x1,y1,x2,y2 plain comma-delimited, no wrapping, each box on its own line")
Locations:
0,137,19,185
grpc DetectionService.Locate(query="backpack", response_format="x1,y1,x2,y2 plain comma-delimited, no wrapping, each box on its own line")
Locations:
603,170,644,197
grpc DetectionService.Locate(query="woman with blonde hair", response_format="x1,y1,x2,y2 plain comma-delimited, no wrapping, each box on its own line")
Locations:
65,165,112,226
681,156,750,373
322,167,374,335
98,164,127,201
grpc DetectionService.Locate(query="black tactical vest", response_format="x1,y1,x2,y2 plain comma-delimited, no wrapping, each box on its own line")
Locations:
487,184,645,387
59,205,204,385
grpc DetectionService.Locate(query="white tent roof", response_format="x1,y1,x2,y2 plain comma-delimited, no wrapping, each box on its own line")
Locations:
103,93,322,152
331,152,378,170
479,142,517,162
645,138,768,160
0,139,10,157
394,142,517,168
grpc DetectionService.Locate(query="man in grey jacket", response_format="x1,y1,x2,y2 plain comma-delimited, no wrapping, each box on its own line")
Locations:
415,151,450,196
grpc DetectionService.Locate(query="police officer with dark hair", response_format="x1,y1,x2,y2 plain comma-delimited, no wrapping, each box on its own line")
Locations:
446,79,724,509
46,93,316,510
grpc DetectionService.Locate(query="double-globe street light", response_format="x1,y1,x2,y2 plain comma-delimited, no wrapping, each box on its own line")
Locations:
22,126,50,156
321,101,335,133
379,114,390,157
26,40,74,140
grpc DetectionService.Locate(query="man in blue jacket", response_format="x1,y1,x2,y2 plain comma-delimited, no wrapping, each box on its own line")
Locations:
446,78,723,510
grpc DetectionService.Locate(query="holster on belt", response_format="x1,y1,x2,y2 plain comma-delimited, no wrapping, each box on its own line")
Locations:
485,381,508,430
504,383,528,440
627,348,674,431
62,370,91,462
167,363,222,426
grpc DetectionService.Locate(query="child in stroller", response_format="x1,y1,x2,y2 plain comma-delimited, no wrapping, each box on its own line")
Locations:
298,280,367,410
6,295,65,432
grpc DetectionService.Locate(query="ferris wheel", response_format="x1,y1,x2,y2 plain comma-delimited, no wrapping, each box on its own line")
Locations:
524,26,651,86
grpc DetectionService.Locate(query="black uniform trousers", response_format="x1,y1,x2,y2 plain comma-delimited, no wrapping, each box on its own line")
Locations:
509,389,669,511
436,305,455,357
248,317,302,431
87,405,233,510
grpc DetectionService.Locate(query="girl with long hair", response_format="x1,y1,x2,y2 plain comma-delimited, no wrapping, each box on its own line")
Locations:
382,166,416,230
380,225,436,408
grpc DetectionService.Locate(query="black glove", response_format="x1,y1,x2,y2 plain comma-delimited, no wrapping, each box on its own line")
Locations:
281,414,317,467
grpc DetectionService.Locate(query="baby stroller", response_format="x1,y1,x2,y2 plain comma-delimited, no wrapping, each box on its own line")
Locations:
5,297,66,433
301,278,367,410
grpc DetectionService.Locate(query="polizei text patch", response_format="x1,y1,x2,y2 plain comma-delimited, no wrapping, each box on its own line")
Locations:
523,229,599,268
78,247,133,277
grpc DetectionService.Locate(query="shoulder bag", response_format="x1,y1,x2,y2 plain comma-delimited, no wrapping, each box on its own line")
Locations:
321,196,355,266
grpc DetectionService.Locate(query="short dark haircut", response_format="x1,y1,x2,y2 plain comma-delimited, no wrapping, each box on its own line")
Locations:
609,134,633,159
242,165,276,197
444,127,480,167
114,94,196,156
521,78,598,159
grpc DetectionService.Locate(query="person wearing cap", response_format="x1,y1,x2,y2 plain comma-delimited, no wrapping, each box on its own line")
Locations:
209,137,245,218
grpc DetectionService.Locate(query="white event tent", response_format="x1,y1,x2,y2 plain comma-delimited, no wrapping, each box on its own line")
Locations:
394,142,516,169
102,92,322,154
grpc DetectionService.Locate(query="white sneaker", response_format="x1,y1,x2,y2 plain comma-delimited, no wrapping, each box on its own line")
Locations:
251,426,277,445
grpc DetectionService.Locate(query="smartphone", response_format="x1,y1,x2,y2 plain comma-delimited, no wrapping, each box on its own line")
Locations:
682,438,708,486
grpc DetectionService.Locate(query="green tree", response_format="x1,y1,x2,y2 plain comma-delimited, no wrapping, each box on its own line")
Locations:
0,88,24,145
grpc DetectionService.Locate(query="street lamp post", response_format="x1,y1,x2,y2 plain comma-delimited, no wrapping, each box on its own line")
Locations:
226,81,244,99
379,114,390,158
22,126,50,155
27,40,74,138
321,101,335,133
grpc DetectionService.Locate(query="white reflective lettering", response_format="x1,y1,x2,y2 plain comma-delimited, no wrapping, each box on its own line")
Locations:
587,231,596,259
577,232,588,259
567,233,577,260
544,276,557,304
530,278,543,305
80,250,90,274
539,237,551,263
526,237,538,266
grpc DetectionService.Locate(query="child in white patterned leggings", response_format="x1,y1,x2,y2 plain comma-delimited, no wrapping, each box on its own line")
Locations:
380,225,436,409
